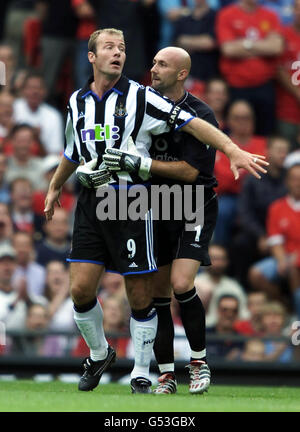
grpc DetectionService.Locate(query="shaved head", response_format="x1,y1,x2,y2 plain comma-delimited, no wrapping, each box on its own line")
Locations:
156,47,191,74
151,47,191,99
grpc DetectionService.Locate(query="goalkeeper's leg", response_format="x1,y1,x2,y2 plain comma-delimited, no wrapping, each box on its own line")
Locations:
171,259,210,394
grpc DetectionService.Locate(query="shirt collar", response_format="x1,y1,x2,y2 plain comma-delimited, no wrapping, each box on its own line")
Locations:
80,75,128,101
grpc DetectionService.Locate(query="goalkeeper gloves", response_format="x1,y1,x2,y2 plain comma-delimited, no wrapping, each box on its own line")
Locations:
103,136,152,181
76,158,113,189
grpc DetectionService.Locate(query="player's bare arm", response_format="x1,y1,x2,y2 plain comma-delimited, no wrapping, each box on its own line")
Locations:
182,117,269,179
44,157,78,221
150,159,199,183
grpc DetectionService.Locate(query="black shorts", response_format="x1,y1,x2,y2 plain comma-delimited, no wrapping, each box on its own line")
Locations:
156,188,218,267
68,185,157,275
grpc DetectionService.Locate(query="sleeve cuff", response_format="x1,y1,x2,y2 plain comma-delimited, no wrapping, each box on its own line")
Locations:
63,152,80,164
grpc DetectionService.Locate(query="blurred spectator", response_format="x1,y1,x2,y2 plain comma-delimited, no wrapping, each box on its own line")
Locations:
3,1,37,68
0,203,13,243
0,243,45,332
204,78,229,131
71,0,96,89
38,0,78,103
0,2,10,41
10,177,44,238
284,131,300,169
239,338,266,361
206,294,244,360
0,44,17,91
216,0,284,135
260,301,293,362
0,92,15,143
174,0,219,82
36,208,71,266
99,272,127,301
33,154,75,216
10,302,50,356
214,100,267,246
103,295,130,357
195,244,249,327
13,71,64,154
234,291,267,335
0,243,25,331
249,164,300,312
0,154,11,204
260,0,294,25
231,136,289,287
12,231,46,298
156,0,194,49
6,124,45,189
276,0,300,149
44,261,74,331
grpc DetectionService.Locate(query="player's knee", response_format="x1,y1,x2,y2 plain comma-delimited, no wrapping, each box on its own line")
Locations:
70,283,94,305
171,276,194,295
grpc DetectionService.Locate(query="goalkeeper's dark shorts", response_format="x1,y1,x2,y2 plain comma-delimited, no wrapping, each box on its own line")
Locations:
156,188,218,267
67,183,157,276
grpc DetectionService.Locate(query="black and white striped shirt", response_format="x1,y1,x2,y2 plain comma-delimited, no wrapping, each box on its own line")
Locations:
64,75,194,182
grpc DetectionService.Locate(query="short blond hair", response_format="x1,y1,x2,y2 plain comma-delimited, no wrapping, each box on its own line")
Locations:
261,301,286,318
88,28,124,54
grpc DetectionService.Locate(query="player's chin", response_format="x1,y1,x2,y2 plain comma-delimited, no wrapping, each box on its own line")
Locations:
151,79,161,90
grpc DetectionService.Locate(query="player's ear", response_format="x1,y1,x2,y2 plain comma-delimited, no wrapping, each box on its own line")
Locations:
88,51,96,64
178,69,188,82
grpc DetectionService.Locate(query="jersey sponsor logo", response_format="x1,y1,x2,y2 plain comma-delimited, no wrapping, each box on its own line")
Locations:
113,102,128,118
81,124,120,142
155,153,179,162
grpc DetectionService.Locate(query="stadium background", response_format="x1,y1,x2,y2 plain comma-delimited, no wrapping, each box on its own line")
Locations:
0,0,299,388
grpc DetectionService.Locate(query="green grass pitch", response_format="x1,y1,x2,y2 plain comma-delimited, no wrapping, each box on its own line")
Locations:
0,380,299,412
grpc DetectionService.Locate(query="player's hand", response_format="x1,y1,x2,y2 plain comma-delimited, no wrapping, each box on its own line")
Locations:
103,136,152,180
228,146,269,180
44,187,62,221
76,158,113,189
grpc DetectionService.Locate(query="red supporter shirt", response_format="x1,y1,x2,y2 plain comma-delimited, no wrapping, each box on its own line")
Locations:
33,190,75,215
276,25,300,124
267,196,300,267
214,136,267,195
234,320,260,336
71,0,97,40
216,5,282,87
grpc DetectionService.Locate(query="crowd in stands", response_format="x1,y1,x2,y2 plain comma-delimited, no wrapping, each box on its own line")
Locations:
0,0,300,364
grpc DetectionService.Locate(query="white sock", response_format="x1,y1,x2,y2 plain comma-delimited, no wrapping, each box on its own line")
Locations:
191,348,206,361
158,363,175,374
130,312,157,380
73,300,108,361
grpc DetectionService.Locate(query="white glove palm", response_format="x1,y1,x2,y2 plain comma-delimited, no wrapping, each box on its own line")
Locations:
103,137,152,181
76,158,113,189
